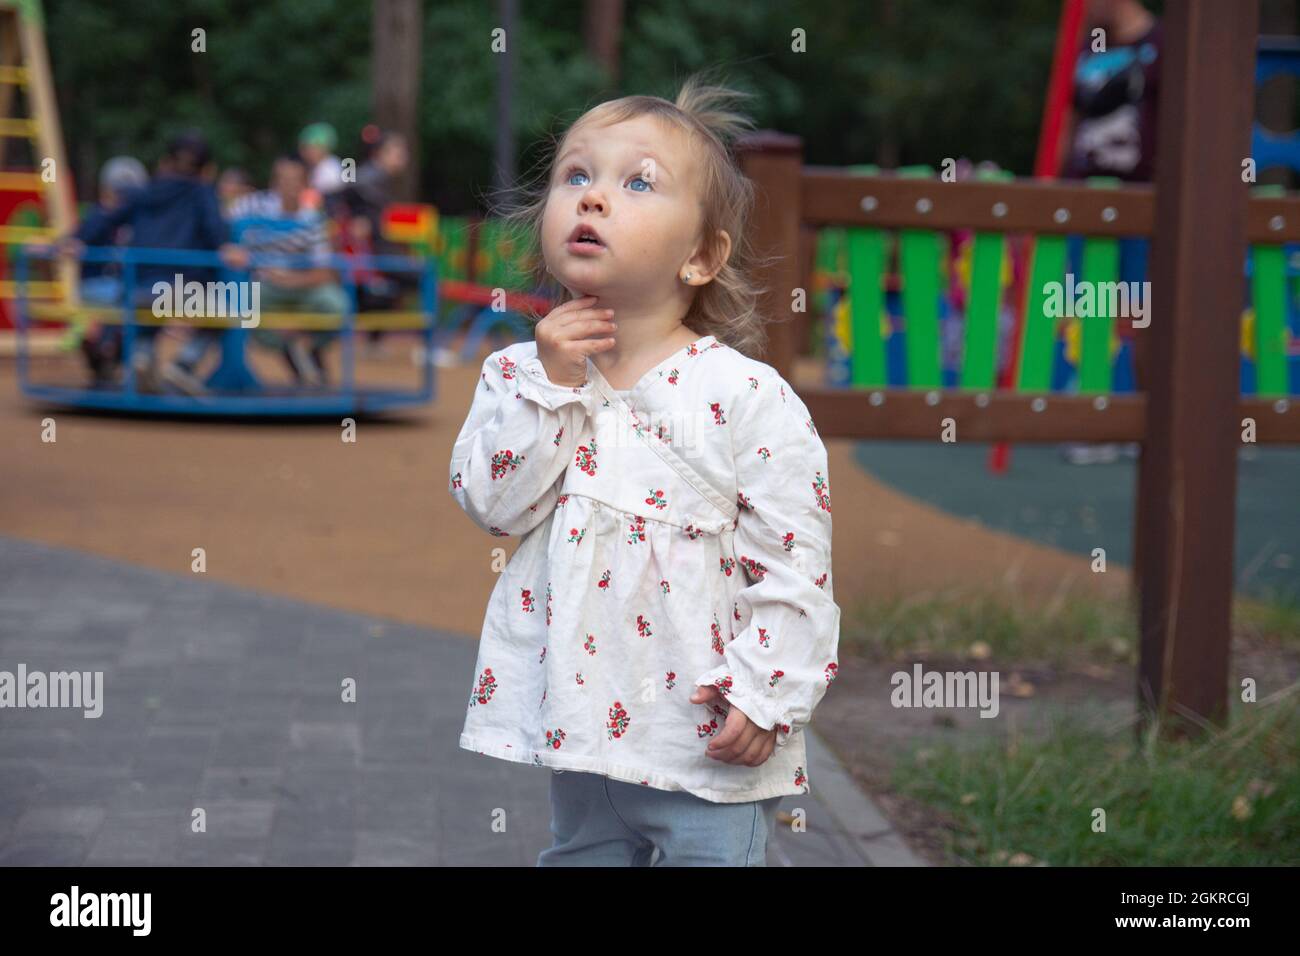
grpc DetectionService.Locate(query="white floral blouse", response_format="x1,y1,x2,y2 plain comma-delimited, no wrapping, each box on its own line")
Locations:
449,333,841,803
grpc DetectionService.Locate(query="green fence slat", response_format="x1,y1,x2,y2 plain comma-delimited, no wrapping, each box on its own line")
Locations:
845,226,888,387
899,229,942,388
1079,236,1119,393
960,232,1003,389
1018,235,1068,391
439,216,468,281
479,219,503,287
816,227,846,315
1251,243,1289,397
817,227,845,274
957,166,1014,390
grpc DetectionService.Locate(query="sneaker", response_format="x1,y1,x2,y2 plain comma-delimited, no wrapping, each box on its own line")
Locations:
161,361,208,396
284,340,323,387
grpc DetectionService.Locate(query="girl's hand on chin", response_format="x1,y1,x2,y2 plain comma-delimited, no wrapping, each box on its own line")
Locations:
535,295,618,386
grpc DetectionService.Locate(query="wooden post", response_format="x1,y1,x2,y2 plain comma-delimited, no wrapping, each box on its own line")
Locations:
371,0,423,202
1135,0,1258,741
736,131,804,378
583,0,624,90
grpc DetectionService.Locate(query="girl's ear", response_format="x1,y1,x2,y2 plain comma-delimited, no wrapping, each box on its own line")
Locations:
683,229,733,285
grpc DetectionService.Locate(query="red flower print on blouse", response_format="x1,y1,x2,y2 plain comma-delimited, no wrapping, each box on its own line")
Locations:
607,701,631,739
626,515,646,544
574,437,598,476
470,668,497,707
739,555,768,580
813,470,832,512
489,449,525,480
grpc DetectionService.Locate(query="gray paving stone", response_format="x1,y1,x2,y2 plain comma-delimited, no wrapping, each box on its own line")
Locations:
1,535,919,866
353,830,439,866
0,834,89,865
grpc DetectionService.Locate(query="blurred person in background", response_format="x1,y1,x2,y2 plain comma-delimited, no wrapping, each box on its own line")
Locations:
61,130,230,394
1058,0,1159,464
73,155,149,384
298,122,345,213
217,167,255,216
220,154,346,387
338,127,412,353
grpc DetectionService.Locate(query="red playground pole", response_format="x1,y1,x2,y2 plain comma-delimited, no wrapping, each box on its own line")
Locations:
989,0,1086,474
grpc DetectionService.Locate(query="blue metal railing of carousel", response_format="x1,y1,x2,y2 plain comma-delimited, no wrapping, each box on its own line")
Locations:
14,244,440,416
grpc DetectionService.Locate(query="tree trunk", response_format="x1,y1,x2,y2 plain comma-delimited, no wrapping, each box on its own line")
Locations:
584,0,623,91
372,0,423,201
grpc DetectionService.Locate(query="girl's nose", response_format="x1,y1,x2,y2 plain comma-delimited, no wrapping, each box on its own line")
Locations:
579,189,606,214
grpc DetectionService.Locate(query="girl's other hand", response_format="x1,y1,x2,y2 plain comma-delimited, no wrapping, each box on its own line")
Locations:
690,685,777,766
535,295,616,386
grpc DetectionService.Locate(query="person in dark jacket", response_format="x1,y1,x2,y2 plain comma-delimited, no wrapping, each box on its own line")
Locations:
62,131,233,393
337,129,414,352
72,156,148,384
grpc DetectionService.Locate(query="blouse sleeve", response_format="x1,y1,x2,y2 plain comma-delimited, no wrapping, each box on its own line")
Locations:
692,371,841,751
448,346,597,537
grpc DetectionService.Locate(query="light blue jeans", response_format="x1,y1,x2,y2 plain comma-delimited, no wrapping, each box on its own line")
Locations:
537,769,785,867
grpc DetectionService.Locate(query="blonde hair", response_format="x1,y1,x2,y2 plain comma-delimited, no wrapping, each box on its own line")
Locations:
493,71,770,359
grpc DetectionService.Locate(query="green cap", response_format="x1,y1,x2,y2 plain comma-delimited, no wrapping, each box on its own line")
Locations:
299,122,337,151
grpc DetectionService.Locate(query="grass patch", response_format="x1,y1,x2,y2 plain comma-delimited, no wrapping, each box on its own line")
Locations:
842,588,1299,668
891,687,1300,866
840,589,1137,668
1235,591,1300,649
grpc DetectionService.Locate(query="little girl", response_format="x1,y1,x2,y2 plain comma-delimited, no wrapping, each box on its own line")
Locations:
449,74,841,867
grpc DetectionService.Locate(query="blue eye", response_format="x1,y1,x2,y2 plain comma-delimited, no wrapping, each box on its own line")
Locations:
627,176,653,192
565,169,589,187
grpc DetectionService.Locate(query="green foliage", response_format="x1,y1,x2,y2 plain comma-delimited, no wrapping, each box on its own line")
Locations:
894,689,1300,866
47,0,1072,211
842,589,1137,668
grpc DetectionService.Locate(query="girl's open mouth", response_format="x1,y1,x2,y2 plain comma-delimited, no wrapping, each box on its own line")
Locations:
566,223,606,255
